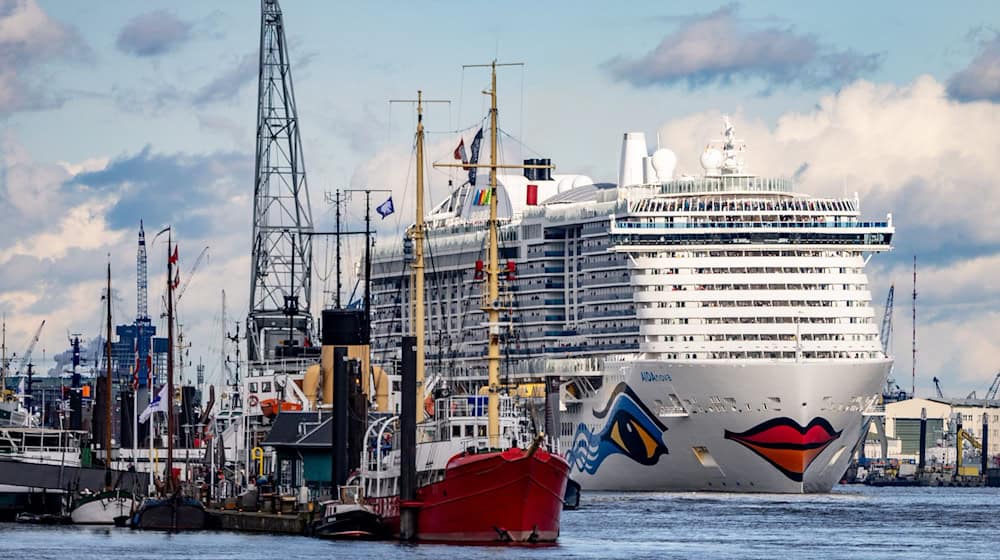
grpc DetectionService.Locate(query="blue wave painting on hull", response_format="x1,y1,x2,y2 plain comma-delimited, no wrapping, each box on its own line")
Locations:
566,383,669,474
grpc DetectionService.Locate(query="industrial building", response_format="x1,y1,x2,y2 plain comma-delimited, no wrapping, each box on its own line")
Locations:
864,396,999,469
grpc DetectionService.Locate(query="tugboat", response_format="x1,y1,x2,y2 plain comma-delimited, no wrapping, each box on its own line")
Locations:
312,484,384,540
131,229,206,531
362,70,570,543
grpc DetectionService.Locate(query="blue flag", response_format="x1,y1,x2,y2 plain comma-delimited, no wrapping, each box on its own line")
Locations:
467,127,483,185
376,196,394,219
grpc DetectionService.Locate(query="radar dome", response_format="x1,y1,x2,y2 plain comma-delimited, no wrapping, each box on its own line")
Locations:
651,149,677,181
700,148,723,172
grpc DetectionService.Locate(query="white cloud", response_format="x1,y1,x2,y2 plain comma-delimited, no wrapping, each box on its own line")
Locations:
654,75,1000,396
948,34,1000,102
605,4,881,91
0,199,123,265
0,0,84,113
657,76,1000,246
57,157,109,177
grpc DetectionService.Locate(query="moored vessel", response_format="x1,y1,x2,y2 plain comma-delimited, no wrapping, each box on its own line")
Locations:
69,488,139,525
368,105,894,493
362,76,569,542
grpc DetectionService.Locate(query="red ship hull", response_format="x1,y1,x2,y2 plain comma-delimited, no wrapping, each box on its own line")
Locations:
371,446,570,543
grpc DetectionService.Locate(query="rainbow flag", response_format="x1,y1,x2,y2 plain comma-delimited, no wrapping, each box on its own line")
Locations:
474,188,492,206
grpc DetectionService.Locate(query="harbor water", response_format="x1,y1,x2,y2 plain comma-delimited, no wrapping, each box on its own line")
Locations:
2,486,996,559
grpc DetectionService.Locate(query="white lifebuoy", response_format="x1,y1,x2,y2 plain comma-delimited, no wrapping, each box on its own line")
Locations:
248,395,259,407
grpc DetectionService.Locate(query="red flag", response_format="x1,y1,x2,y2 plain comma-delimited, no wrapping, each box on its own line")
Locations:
172,270,180,290
169,246,179,265
453,138,467,163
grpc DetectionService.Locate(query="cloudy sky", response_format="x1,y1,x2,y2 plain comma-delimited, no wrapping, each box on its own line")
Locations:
2,0,999,397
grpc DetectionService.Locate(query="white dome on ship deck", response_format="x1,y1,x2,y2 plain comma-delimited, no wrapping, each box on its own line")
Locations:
700,148,723,173
651,148,677,181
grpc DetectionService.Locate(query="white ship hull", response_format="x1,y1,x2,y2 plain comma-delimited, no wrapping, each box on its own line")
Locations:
562,358,890,493
70,491,138,524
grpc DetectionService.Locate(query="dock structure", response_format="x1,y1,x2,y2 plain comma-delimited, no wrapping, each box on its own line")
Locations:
211,510,312,535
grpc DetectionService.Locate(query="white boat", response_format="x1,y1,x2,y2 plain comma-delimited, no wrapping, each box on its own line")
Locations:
69,489,138,524
369,117,894,493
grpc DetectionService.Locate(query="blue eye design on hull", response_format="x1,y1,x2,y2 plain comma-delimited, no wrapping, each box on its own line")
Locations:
566,383,669,475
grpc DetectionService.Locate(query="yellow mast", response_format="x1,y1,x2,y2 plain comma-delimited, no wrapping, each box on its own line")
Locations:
393,91,448,425
484,63,502,448
434,61,551,448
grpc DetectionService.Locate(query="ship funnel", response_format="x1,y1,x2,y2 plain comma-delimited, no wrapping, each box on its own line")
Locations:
618,132,648,188
643,157,658,184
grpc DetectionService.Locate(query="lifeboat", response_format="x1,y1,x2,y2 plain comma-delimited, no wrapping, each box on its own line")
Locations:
259,398,303,419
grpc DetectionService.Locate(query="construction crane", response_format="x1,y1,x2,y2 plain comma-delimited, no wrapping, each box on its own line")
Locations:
160,246,211,311
985,371,1000,401
932,376,944,399
879,284,894,355
15,320,46,375
176,246,210,304
955,415,984,477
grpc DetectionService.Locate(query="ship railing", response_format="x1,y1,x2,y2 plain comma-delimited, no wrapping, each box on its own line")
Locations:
433,396,518,421
649,176,794,195
611,219,891,231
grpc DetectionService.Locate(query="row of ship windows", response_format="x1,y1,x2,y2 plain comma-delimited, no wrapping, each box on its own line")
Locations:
651,316,875,325
635,249,858,258
644,267,863,274
655,351,881,360
639,283,868,291
645,300,870,308
632,197,855,214
652,334,878,342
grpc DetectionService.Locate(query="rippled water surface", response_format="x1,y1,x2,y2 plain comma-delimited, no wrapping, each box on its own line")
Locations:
3,486,998,559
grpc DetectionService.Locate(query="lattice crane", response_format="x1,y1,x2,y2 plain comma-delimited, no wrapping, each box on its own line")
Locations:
879,284,894,355
247,0,314,361
15,320,45,374
986,371,1000,401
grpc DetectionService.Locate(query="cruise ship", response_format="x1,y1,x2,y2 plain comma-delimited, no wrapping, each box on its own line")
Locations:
370,118,894,493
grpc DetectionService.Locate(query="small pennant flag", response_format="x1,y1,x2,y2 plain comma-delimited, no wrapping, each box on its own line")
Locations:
467,128,483,184
169,246,179,265
453,138,467,163
139,385,168,423
376,196,395,219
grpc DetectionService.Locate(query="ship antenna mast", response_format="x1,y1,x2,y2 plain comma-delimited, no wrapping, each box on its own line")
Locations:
435,61,550,448
104,259,113,483
912,255,917,398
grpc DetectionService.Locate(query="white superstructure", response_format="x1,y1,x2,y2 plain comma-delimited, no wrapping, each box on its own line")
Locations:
370,118,894,492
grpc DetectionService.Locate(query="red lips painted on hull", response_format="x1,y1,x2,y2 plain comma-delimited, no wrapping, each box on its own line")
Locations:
724,417,842,482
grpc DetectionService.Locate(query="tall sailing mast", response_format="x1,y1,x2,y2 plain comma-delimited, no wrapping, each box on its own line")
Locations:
436,61,550,448
166,230,176,493
105,262,113,472
392,91,447,423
